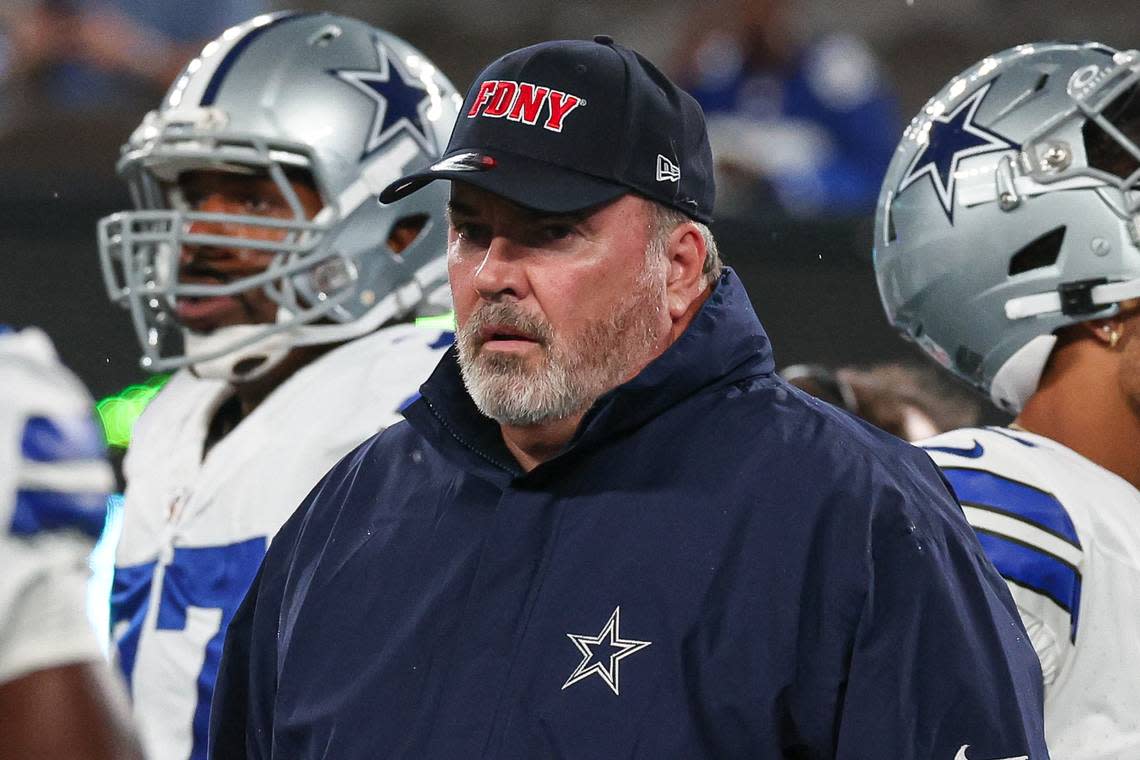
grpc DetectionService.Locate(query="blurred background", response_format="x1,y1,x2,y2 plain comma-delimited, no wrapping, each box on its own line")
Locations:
3,0,1136,417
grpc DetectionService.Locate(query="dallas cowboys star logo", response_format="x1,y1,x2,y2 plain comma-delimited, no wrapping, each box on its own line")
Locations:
562,606,652,696
331,38,437,158
898,82,1016,221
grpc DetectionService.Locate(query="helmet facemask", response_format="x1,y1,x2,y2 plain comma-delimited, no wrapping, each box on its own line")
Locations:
101,121,374,380
997,53,1140,324
99,15,460,382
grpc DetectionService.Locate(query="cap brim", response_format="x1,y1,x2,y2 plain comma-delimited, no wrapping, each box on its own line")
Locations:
379,148,628,214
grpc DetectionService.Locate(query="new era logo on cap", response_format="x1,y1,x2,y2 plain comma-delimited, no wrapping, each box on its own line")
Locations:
656,155,680,183
467,80,585,132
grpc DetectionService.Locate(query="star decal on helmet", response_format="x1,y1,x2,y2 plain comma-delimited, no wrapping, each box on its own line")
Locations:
331,38,438,158
898,82,1016,222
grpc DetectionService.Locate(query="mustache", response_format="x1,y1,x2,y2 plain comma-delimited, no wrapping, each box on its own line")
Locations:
178,260,233,283
461,302,552,347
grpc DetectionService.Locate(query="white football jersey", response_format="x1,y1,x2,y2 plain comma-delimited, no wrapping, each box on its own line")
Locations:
112,323,451,760
0,327,113,684
920,426,1140,759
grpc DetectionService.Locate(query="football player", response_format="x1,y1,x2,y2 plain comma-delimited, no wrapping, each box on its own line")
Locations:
875,41,1140,758
96,13,459,760
0,326,142,759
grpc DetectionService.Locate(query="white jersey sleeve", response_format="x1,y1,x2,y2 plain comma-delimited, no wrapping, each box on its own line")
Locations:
921,426,1140,759
0,328,114,684
922,427,1081,683
112,323,452,760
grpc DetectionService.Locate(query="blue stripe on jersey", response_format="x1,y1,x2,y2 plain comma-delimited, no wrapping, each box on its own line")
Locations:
199,12,311,106
10,489,108,539
429,331,455,350
941,467,1080,548
111,560,157,692
21,415,105,462
975,529,1082,641
985,427,1038,447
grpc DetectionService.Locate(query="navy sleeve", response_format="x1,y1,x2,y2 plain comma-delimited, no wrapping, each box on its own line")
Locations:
208,435,382,759
834,472,1049,759
209,561,265,760
208,477,319,760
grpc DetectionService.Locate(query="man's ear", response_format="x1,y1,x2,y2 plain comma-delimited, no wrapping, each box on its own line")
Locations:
664,222,708,321
1079,316,1124,349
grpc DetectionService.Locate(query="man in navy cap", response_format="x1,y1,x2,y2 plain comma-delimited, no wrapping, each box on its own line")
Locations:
210,38,1047,759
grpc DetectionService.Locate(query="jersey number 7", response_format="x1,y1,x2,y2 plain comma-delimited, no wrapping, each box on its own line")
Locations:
111,538,267,760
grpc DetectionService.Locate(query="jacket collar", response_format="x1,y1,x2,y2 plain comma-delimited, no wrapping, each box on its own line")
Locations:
403,269,775,480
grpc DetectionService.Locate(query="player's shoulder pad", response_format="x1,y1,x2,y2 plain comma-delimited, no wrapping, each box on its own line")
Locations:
1,326,98,422
921,427,1083,643
1,328,113,541
363,321,454,357
133,367,222,420
338,322,453,391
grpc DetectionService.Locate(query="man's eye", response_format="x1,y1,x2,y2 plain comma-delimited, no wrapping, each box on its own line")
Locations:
540,223,574,242
172,188,201,209
454,222,487,243
243,197,276,215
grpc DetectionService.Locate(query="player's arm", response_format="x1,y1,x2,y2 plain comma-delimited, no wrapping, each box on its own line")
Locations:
833,478,1048,759
0,328,143,759
1,545,142,760
0,662,141,760
937,464,1081,686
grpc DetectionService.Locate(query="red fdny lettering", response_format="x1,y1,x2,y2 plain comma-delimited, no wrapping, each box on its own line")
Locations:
467,80,498,117
507,83,551,125
543,90,583,132
466,79,586,133
483,81,517,118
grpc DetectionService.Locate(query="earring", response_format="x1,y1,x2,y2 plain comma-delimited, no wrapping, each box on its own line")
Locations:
1110,328,1123,349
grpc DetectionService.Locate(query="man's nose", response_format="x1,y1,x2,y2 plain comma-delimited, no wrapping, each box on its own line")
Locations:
472,235,529,302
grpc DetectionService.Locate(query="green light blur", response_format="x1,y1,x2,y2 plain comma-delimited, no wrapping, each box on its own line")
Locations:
95,374,170,448
415,312,456,330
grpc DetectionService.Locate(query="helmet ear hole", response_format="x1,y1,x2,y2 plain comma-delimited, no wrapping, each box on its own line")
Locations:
1009,226,1065,275
387,214,429,255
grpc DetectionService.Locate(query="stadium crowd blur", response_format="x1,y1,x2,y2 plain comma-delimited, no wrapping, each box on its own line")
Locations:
2,0,1137,427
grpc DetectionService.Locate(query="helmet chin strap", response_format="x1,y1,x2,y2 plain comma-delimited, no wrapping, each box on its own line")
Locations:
184,326,294,383
178,272,437,382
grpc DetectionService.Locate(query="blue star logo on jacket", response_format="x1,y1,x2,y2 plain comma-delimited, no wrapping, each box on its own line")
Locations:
331,38,437,158
898,82,1016,221
561,606,651,696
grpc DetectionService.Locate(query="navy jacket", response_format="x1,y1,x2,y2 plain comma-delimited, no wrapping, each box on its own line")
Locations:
210,271,1047,759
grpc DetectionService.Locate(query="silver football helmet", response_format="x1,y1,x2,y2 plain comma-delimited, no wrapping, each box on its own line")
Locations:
874,42,1140,412
98,12,461,380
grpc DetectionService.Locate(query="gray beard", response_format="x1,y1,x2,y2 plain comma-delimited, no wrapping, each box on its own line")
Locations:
456,262,664,427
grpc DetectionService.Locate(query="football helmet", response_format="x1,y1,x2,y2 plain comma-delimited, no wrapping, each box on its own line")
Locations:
874,42,1140,412
98,12,460,380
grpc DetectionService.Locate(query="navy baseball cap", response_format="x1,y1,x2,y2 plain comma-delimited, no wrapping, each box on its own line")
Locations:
379,36,715,223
